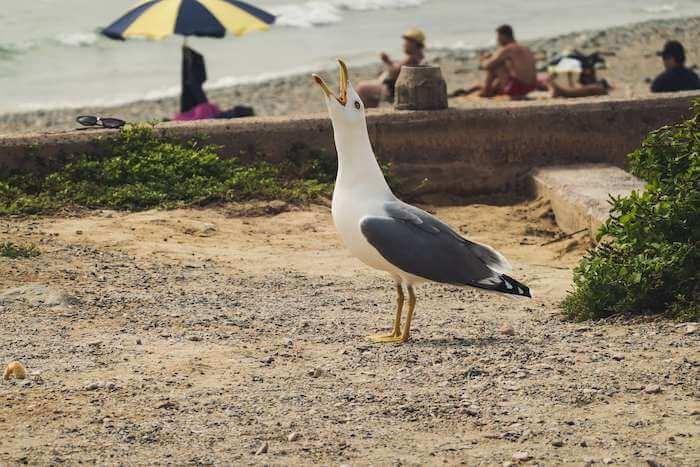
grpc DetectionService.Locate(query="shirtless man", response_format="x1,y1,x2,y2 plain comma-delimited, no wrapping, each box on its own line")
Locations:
356,28,426,108
463,25,537,99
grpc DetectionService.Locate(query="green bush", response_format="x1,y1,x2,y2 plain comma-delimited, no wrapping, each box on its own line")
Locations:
0,241,40,259
0,125,337,215
563,104,699,321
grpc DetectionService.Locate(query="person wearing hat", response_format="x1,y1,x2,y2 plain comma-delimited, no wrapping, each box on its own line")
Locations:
356,28,426,108
651,40,700,93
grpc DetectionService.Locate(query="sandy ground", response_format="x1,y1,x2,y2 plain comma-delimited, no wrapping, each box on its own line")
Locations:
1,198,698,465
1,16,699,135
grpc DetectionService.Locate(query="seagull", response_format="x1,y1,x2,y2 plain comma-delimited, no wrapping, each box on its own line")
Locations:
312,60,531,344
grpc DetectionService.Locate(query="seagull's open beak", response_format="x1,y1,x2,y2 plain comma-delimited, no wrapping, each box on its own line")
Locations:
312,59,348,106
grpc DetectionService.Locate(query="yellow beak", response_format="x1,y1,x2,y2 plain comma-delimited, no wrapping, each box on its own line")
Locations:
312,59,348,105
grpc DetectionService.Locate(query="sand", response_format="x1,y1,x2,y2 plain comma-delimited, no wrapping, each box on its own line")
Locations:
1,198,698,465
1,16,699,136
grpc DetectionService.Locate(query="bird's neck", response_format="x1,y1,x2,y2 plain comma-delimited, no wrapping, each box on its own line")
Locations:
334,123,392,199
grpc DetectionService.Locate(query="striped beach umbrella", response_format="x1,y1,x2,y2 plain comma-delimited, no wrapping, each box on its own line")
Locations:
102,0,275,41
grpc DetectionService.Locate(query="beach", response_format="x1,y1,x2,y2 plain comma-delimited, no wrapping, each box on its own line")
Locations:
3,197,699,465
1,15,698,136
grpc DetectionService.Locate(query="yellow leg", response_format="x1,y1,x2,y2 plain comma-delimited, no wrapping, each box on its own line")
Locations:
369,285,416,344
368,284,404,343
400,286,416,343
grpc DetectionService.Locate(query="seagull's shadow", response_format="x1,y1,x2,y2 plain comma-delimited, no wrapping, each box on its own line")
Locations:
412,335,528,348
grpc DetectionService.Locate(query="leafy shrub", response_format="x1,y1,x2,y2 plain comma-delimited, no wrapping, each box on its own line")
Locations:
563,104,699,321
0,241,40,259
0,125,337,215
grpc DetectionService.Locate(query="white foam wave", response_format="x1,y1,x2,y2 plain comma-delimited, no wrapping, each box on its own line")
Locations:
641,3,677,14
55,32,99,47
271,0,427,28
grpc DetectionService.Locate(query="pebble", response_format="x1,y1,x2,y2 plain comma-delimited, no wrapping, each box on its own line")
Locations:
255,442,268,455
645,458,661,467
644,384,662,394
611,354,625,361
308,368,323,378
512,451,530,462
551,439,564,447
85,382,101,391
603,457,614,464
684,324,697,335
287,432,300,442
3,361,27,380
499,323,515,336
136,339,142,345
261,356,274,365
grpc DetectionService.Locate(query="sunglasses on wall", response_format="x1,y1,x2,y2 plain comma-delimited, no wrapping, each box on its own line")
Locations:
76,115,126,129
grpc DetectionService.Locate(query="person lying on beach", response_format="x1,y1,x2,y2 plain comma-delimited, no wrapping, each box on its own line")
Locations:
453,25,537,100
547,51,611,98
356,28,426,108
650,41,700,93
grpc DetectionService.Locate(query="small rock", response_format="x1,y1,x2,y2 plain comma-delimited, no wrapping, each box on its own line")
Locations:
611,354,625,361
644,384,662,394
76,230,83,235
603,457,614,464
3,361,27,380
287,432,300,442
187,335,202,342
84,382,101,391
684,324,697,335
261,356,274,365
645,458,661,467
156,400,178,410
551,440,564,447
579,440,588,447
512,451,530,462
690,409,700,416
136,339,142,345
308,368,323,378
499,323,515,336
255,442,268,455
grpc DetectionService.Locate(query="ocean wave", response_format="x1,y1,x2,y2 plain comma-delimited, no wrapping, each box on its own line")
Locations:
54,32,99,47
640,3,677,14
271,0,427,28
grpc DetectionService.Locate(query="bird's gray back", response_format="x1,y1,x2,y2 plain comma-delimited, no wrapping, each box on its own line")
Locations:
360,201,501,286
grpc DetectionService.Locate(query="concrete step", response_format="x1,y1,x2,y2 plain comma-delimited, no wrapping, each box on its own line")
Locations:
531,164,645,238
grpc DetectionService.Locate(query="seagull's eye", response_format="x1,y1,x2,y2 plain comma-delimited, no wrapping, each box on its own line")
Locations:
354,101,361,110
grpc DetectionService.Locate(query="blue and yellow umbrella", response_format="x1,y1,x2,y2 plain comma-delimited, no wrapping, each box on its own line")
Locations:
103,0,275,40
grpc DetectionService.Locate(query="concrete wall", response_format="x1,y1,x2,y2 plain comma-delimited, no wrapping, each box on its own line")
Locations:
1,91,697,196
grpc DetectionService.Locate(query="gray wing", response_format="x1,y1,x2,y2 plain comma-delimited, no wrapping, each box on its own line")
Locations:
361,201,530,296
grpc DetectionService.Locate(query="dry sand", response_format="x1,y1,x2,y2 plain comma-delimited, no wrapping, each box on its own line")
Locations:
1,16,699,135
1,198,698,465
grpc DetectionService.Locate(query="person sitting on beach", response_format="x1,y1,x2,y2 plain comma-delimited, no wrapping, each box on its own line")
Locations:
650,41,700,93
356,28,426,108
458,25,537,99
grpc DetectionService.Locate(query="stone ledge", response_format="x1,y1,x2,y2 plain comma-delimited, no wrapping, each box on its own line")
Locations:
1,91,697,197
531,164,646,237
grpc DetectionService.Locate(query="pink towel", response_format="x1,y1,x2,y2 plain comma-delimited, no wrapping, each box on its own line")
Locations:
174,102,221,121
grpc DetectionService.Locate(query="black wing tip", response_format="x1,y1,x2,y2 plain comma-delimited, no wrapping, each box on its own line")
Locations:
499,274,532,298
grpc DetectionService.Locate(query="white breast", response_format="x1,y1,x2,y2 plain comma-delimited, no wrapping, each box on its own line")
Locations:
332,185,397,273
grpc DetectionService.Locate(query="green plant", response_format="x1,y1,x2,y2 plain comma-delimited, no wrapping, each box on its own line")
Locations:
0,125,339,215
0,241,40,259
563,103,699,321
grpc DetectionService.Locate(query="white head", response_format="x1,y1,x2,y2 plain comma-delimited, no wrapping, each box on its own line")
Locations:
312,60,392,198
312,60,367,134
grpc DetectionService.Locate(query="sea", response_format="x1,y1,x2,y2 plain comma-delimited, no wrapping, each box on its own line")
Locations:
0,0,698,114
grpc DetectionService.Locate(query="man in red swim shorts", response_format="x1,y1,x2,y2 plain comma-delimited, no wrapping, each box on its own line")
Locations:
461,25,538,99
